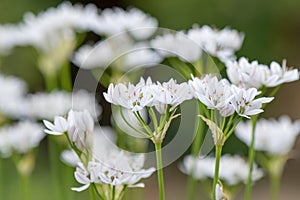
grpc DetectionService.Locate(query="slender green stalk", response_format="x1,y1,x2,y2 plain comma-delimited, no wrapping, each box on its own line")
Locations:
60,62,72,91
187,102,205,200
270,173,280,200
245,116,258,200
155,142,165,200
112,185,116,200
45,73,58,92
90,186,96,200
0,159,3,200
93,183,105,200
48,137,63,200
212,145,223,200
20,174,30,200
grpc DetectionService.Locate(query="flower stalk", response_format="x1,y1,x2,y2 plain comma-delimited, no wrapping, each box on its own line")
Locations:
212,144,223,200
155,142,165,200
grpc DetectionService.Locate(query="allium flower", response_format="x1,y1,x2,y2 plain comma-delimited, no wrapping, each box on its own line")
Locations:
189,75,235,117
0,74,28,118
235,116,300,155
150,32,202,63
0,121,44,158
73,38,161,70
61,149,80,167
26,90,101,120
187,25,244,62
0,24,26,55
226,57,299,89
104,77,155,112
43,116,68,135
95,7,158,39
180,154,263,186
230,86,274,118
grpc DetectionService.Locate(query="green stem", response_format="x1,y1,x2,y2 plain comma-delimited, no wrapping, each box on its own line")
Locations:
245,116,258,200
93,184,104,200
155,142,165,200
90,186,96,200
20,174,30,200
45,73,58,92
112,185,116,200
0,159,3,200
48,137,63,200
60,62,72,91
187,102,205,200
212,145,223,200
270,173,280,200
148,107,159,132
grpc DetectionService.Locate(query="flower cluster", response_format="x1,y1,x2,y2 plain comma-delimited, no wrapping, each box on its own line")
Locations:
44,110,155,198
180,154,264,186
235,115,300,156
0,121,44,158
226,57,299,89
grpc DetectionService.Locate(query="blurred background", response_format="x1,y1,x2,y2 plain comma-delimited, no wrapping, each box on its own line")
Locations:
1,0,300,199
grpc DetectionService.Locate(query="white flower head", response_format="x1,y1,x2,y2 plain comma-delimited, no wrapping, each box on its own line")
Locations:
96,7,157,39
150,31,202,63
189,75,235,117
0,74,28,118
0,121,45,158
180,155,263,186
187,25,244,62
67,109,94,150
235,116,300,155
104,77,155,112
230,86,274,118
60,149,80,167
226,57,299,89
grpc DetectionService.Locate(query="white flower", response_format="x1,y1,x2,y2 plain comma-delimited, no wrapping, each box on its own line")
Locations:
187,25,244,62
43,116,68,135
235,116,300,155
263,60,299,87
0,74,29,118
67,110,94,150
0,24,26,55
216,183,224,200
26,90,101,120
226,57,299,89
230,86,274,118
95,7,157,39
153,78,193,113
61,149,80,167
0,121,44,158
225,57,267,89
180,154,263,186
103,77,155,112
150,31,202,63
189,75,235,117
73,38,161,70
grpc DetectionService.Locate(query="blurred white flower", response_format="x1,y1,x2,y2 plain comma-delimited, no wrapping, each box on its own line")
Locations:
73,38,161,70
26,90,101,120
216,183,225,200
0,24,26,55
95,7,158,39
180,154,263,186
230,86,274,118
150,31,202,63
226,57,299,89
187,25,244,62
0,121,44,158
0,74,28,118
61,149,80,167
235,116,300,155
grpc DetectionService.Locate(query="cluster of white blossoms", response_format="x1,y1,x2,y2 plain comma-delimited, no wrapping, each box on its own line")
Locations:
149,25,244,63
0,121,44,158
0,73,101,120
226,57,299,89
189,75,273,118
235,116,300,156
43,109,155,194
0,74,28,118
104,77,193,114
180,154,264,186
